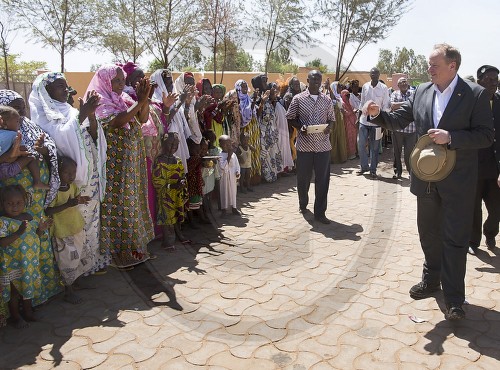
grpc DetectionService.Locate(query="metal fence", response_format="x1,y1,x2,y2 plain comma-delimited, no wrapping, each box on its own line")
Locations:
0,74,35,117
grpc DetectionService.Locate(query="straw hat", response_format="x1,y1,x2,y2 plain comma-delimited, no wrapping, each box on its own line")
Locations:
410,134,456,182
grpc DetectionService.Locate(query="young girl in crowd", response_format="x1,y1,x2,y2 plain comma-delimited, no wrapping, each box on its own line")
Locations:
45,157,91,304
0,106,49,189
204,130,222,209
0,185,51,328
218,135,240,216
152,132,189,250
200,138,217,219
236,132,254,193
187,138,210,225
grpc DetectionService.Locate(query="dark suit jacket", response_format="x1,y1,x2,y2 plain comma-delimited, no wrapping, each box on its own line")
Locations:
477,92,500,179
371,77,494,196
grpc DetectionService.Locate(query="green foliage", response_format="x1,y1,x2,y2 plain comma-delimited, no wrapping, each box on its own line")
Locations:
305,58,329,73
376,47,429,83
0,54,47,82
204,40,254,72
170,45,204,71
250,0,318,74
320,0,412,80
255,48,298,74
2,0,98,71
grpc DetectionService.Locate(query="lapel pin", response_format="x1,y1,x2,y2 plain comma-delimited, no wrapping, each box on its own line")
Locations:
457,93,461,96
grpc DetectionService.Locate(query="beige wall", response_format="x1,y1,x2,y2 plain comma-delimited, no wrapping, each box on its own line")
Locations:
65,70,388,102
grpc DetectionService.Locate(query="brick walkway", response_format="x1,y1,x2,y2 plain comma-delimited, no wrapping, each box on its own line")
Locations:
1,155,499,369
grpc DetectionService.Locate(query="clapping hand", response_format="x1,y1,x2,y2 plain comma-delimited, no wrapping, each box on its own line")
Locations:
136,78,153,104
79,90,100,122
33,133,48,157
16,220,27,236
38,217,53,233
162,92,178,108
67,194,91,207
262,90,271,103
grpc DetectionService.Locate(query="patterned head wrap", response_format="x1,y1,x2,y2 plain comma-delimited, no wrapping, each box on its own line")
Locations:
0,90,22,106
235,80,253,127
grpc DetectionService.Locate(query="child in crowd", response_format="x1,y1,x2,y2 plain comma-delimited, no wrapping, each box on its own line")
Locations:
203,129,222,209
152,133,189,250
218,135,240,216
0,185,52,328
236,132,255,193
187,138,210,225
45,157,91,304
0,106,49,189
200,138,217,219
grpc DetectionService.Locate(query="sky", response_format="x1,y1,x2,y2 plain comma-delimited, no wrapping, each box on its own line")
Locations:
6,0,500,78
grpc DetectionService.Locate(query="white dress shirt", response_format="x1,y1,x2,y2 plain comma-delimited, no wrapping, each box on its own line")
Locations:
360,81,391,127
433,74,459,128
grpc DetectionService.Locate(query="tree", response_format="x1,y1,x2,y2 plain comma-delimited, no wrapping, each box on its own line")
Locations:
200,0,242,83
142,0,201,68
0,15,12,88
2,0,98,72
306,58,329,73
376,47,429,83
170,45,204,71
95,0,147,63
0,54,47,82
204,40,254,73
320,0,412,80
256,47,298,74
249,0,317,74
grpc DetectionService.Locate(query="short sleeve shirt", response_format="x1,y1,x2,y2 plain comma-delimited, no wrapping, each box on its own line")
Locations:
286,90,335,153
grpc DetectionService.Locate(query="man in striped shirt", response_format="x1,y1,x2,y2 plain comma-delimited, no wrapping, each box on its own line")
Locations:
286,70,336,224
391,77,416,179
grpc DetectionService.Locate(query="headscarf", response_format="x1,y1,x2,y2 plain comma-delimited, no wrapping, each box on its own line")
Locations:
172,73,201,143
120,61,139,78
330,81,343,104
212,84,226,97
251,74,267,94
150,69,171,102
196,78,212,97
85,64,134,119
0,90,61,206
340,89,353,111
0,89,22,106
235,79,253,127
30,73,107,198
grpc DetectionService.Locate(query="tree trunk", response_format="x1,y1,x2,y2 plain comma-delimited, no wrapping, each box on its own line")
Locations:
2,48,9,89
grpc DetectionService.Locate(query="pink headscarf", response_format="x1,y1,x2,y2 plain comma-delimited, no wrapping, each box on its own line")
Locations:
85,64,134,119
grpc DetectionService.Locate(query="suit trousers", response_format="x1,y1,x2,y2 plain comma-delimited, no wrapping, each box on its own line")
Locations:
296,150,330,217
470,177,500,248
392,131,417,176
417,182,474,305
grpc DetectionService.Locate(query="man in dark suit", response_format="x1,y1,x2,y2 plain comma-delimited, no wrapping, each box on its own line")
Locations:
469,65,500,255
363,44,494,320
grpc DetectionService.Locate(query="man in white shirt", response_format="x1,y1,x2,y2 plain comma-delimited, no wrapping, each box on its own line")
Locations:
364,44,494,321
357,68,390,178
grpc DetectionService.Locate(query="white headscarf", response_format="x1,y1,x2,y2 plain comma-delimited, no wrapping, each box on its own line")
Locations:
172,73,201,144
150,69,169,103
29,72,107,199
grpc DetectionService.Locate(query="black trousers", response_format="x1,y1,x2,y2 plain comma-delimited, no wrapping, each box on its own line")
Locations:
417,183,474,305
296,150,330,217
392,131,417,176
470,177,500,248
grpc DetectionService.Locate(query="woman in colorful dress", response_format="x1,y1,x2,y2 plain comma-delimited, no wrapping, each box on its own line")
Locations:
29,72,110,275
0,89,62,306
257,85,283,182
329,81,348,164
86,64,154,269
230,80,260,184
341,89,359,160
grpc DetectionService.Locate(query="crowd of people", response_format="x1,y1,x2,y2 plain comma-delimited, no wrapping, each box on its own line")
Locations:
0,42,499,327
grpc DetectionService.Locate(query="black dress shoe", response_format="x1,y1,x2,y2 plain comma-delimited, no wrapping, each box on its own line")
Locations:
314,215,331,224
409,281,440,299
486,237,496,250
445,303,465,320
299,208,308,214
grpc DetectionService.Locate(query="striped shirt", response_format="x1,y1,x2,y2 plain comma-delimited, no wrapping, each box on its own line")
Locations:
286,90,335,152
391,89,415,133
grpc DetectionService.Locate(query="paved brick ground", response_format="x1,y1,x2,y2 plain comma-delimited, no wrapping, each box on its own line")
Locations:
1,155,499,369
